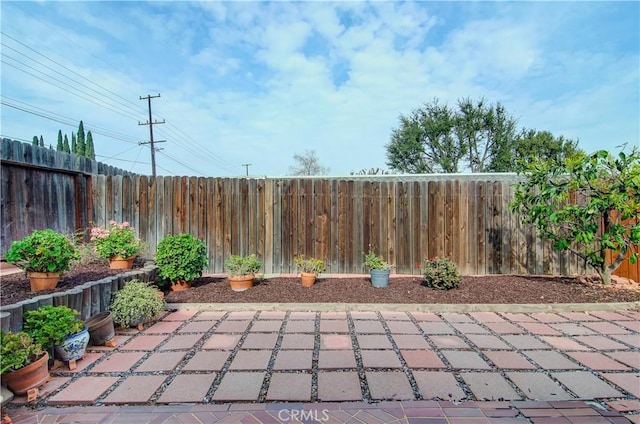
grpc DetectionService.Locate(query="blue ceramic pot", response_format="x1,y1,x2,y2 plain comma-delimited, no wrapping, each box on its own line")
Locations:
54,325,90,362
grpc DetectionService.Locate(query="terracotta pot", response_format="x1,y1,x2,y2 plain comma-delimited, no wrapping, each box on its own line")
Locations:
108,255,135,270
170,280,191,291
2,351,50,395
300,272,316,288
229,274,254,292
86,312,115,345
54,326,89,362
28,272,60,292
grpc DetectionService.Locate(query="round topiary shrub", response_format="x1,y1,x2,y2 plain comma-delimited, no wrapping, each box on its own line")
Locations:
421,257,460,290
109,280,165,328
155,234,208,285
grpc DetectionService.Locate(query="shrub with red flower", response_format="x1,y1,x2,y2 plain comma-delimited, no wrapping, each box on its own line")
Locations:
90,220,141,260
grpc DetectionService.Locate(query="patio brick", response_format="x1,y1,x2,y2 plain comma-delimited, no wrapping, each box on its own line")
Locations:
411,312,443,322
429,335,471,349
531,313,568,323
48,376,119,404
604,351,640,368
178,320,217,333
90,352,145,373
136,351,187,372
120,335,167,350
284,320,315,333
588,311,632,321
320,319,349,333
400,350,446,369
280,334,315,349
466,334,510,349
549,323,596,336
469,312,505,323
483,322,526,334
482,351,536,370
160,334,202,350
182,351,231,371
241,333,278,349
419,322,456,334
288,311,316,320
273,350,313,370
226,311,257,320
441,351,491,370
351,311,379,320
266,373,311,401
320,311,348,320
413,371,465,401
386,320,421,334
321,334,352,350
564,352,630,371
552,371,623,398
215,320,251,333
249,320,283,332
211,372,265,401
460,372,520,401
103,375,166,404
517,322,563,336
318,350,357,369
202,334,241,350
581,321,631,335
163,310,198,321
600,372,640,397
317,372,362,401
157,374,216,403
573,336,629,350
451,323,489,334
193,311,226,321
361,350,402,368
501,313,538,322
353,320,386,334
380,311,412,321
357,334,393,349
523,351,581,370
366,371,415,400
392,334,431,349
229,350,272,370
500,335,550,350
539,336,591,351
506,372,573,400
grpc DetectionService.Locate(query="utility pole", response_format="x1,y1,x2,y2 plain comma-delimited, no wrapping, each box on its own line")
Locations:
242,163,251,176
139,94,166,177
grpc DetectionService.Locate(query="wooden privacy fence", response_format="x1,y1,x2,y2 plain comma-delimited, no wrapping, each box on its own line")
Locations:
90,174,591,276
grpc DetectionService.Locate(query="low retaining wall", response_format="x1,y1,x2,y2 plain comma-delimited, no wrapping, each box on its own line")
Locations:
0,263,158,333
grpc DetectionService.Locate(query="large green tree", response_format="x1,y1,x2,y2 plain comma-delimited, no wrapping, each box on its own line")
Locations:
63,135,71,154
76,121,86,157
71,133,77,155
386,98,579,174
32,136,39,146
511,147,640,285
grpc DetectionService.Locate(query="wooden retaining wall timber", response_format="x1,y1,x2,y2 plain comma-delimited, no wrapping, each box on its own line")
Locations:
0,264,157,333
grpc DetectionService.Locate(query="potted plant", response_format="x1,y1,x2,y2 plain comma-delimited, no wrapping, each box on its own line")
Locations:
155,233,208,291
90,220,142,269
23,305,89,367
0,331,50,396
294,255,326,287
225,254,262,291
364,250,391,288
5,229,80,291
109,279,166,330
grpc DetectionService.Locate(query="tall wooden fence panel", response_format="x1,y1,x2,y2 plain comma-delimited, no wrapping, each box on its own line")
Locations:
1,139,136,255
89,174,590,276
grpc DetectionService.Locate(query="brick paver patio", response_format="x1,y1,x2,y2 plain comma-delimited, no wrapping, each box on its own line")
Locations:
3,307,639,423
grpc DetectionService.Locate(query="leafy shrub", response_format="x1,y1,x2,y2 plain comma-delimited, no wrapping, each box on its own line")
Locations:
90,220,141,259
364,250,391,270
421,257,460,290
6,229,80,273
23,305,84,349
109,280,165,327
294,255,327,274
0,331,45,374
156,234,208,284
224,254,262,277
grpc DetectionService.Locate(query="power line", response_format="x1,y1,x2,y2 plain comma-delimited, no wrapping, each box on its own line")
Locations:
139,94,166,178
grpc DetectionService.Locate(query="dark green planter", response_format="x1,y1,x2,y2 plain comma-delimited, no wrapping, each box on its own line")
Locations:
370,269,390,288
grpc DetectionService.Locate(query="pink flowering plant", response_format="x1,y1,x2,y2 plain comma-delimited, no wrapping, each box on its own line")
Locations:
90,220,141,260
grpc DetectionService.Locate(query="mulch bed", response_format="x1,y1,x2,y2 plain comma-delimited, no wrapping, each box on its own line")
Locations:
2,262,639,306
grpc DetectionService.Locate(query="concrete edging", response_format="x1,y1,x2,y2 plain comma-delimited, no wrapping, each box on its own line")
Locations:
167,301,640,313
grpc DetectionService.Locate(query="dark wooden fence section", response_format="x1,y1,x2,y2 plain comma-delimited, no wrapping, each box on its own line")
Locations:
90,174,590,276
1,139,136,254
6,139,638,279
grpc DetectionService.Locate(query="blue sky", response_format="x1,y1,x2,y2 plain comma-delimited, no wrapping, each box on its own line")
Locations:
1,1,638,177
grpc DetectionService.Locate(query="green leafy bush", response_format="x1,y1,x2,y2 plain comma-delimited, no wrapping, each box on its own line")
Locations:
364,250,391,270
156,234,208,284
421,257,460,290
90,220,141,259
109,280,165,327
0,331,45,374
294,255,326,274
224,254,262,277
6,229,80,273
23,305,84,350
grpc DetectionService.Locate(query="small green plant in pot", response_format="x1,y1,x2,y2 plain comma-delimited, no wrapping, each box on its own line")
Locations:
294,255,327,287
6,229,80,291
109,279,165,329
225,254,262,291
421,257,460,290
0,331,50,395
364,250,391,288
23,305,89,364
155,233,208,291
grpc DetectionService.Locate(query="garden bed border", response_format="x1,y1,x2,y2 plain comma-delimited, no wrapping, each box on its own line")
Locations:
0,262,158,333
